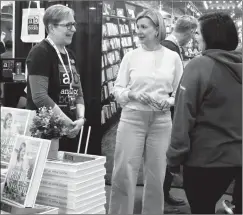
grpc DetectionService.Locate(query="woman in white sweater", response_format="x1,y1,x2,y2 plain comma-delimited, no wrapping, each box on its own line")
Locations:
108,9,183,214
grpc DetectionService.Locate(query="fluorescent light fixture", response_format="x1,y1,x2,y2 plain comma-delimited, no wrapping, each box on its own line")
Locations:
204,1,209,9
89,7,96,10
216,1,219,3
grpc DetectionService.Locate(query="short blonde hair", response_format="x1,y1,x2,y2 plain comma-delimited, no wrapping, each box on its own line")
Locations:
174,15,198,33
43,4,74,33
136,9,166,42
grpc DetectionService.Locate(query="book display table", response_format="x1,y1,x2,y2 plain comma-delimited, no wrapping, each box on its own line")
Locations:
36,151,107,214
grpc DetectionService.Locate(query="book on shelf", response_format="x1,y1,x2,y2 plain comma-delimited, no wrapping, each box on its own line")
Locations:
116,8,125,17
107,81,115,95
2,135,51,208
104,23,119,36
119,24,130,34
121,37,132,47
101,110,106,124
1,107,36,165
101,70,106,84
127,8,135,18
104,85,109,99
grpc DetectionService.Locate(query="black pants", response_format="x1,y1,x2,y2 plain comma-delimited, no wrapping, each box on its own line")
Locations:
183,166,242,214
163,167,173,198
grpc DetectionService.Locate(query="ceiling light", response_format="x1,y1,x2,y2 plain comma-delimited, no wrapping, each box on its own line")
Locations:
222,6,225,9
232,6,235,9
216,1,219,3
211,6,214,9
89,7,96,10
209,1,212,3
229,1,232,3
223,1,225,3
204,1,209,9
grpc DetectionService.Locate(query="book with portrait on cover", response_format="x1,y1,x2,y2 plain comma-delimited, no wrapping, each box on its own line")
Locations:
1,107,35,165
1,135,50,208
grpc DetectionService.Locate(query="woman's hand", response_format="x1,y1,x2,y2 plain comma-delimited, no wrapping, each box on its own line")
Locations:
67,118,85,138
128,91,151,105
147,97,174,111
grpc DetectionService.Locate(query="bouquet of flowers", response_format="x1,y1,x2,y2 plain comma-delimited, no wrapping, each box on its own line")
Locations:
29,107,69,140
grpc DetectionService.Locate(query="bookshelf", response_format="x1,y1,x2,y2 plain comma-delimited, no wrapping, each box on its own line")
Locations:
100,1,144,134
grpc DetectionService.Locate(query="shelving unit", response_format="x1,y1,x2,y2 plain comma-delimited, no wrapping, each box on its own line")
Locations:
100,1,144,134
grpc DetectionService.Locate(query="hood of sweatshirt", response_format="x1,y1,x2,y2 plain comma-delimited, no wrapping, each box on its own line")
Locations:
203,49,242,84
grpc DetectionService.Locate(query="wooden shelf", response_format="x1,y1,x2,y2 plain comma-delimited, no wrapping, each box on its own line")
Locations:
122,45,133,49
103,35,120,39
102,48,121,54
102,61,120,70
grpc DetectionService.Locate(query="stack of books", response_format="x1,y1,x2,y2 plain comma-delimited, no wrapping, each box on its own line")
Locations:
1,202,59,214
36,151,107,214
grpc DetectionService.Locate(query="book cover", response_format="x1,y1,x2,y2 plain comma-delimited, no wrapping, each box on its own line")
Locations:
1,135,17,165
1,107,35,165
1,107,35,136
2,135,50,208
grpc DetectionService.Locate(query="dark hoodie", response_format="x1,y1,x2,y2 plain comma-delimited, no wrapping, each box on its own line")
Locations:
166,49,242,168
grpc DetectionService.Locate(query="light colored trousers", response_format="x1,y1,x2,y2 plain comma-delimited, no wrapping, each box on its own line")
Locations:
108,107,172,214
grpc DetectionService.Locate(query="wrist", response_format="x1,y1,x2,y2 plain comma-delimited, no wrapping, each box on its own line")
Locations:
78,116,86,123
128,91,135,100
166,97,175,106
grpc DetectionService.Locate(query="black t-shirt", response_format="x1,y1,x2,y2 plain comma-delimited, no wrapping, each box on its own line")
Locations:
0,41,6,54
26,40,83,117
161,40,182,60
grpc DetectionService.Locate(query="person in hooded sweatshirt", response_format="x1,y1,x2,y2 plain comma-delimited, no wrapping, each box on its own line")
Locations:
166,12,242,214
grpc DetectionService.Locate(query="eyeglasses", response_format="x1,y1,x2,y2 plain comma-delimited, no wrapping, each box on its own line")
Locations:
54,22,77,30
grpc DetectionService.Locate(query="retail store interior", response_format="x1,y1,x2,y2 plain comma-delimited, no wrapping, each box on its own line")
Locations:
0,0,242,214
